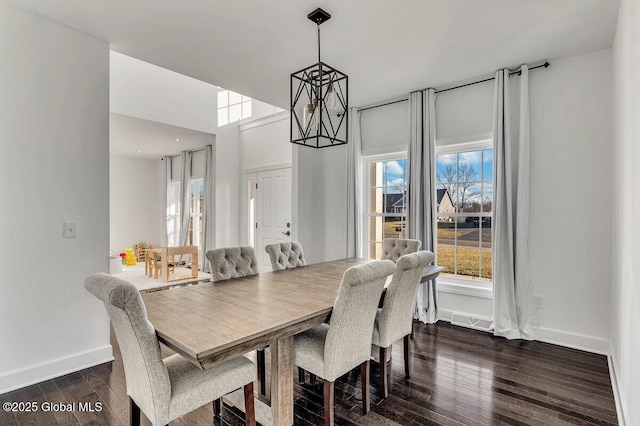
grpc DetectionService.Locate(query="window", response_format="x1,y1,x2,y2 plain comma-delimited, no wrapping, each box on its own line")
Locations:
189,180,204,250
436,142,493,283
166,181,180,247
365,156,408,259
217,90,252,126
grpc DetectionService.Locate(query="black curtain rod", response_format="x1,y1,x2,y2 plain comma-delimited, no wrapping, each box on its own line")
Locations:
359,61,550,112
163,147,206,160
359,99,407,112
436,61,550,94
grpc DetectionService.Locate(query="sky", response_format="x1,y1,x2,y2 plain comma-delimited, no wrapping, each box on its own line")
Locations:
383,159,407,193
381,149,494,207
382,149,493,190
435,149,494,182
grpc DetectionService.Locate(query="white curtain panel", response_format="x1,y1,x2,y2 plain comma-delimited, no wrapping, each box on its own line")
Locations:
407,89,439,324
492,66,538,340
178,151,192,248
346,107,364,258
201,145,215,272
162,155,172,247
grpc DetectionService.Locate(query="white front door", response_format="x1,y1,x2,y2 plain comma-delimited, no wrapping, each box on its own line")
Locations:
255,168,292,271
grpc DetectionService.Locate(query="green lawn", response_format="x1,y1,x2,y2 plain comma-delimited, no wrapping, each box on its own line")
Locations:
382,220,490,279
437,245,492,280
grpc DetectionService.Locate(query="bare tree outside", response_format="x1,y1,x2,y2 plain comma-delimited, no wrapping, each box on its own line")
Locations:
437,163,479,209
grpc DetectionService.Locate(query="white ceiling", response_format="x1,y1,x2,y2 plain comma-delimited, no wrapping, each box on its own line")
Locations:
8,0,619,109
110,113,214,160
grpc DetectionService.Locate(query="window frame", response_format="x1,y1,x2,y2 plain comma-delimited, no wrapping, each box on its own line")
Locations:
435,133,494,298
217,90,252,126
167,181,181,247
188,179,204,257
362,151,408,260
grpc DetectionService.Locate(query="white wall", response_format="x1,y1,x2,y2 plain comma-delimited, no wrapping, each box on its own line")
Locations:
239,113,291,171
296,145,349,264
215,126,242,247
611,0,640,423
241,100,284,125
0,4,111,393
111,50,283,136
110,51,218,133
110,155,163,252
528,49,612,353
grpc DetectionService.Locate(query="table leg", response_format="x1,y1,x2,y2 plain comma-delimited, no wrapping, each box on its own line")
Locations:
270,336,293,426
162,250,169,282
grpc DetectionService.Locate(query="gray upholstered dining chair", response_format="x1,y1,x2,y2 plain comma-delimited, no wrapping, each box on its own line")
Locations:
372,250,434,398
264,241,315,384
205,245,270,396
205,246,260,281
264,241,306,271
294,260,396,426
84,273,256,426
381,238,422,262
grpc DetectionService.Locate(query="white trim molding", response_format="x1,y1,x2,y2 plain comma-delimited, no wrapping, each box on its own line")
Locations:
608,345,628,426
437,279,493,299
436,313,610,356
436,131,493,150
243,162,292,174
0,345,113,394
238,111,288,132
537,327,610,355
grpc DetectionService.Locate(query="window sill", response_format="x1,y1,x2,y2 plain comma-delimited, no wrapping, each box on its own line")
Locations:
437,278,493,299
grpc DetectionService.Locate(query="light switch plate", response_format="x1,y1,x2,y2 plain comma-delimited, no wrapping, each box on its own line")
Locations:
63,221,77,238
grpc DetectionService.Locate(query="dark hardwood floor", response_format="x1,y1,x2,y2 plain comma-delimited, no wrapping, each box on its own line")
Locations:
0,322,618,425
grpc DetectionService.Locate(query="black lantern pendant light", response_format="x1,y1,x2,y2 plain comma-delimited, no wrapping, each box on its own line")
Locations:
291,8,348,148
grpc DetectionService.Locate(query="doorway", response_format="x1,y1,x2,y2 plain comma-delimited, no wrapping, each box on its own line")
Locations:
248,167,292,271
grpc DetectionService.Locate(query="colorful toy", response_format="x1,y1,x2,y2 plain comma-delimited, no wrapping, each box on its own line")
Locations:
123,247,137,266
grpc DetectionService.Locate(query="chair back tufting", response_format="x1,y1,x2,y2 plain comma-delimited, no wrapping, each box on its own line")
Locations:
206,246,260,281
84,273,171,424
265,241,306,271
381,238,422,262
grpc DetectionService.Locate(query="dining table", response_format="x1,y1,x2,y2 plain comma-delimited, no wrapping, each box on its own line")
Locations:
142,257,443,426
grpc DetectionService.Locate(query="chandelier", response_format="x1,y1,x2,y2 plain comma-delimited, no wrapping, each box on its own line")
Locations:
291,8,348,148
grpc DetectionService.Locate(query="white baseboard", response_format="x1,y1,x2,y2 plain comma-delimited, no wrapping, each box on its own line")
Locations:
437,311,609,355
0,345,113,394
608,346,628,426
537,327,609,355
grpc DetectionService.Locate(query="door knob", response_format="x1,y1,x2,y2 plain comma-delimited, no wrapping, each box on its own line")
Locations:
282,231,291,236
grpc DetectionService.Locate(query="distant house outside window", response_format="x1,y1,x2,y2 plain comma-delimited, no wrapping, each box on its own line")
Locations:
436,143,494,282
365,155,408,260
217,90,252,126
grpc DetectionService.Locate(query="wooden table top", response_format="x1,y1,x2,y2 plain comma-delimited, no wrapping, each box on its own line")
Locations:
142,258,444,369
142,258,367,367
